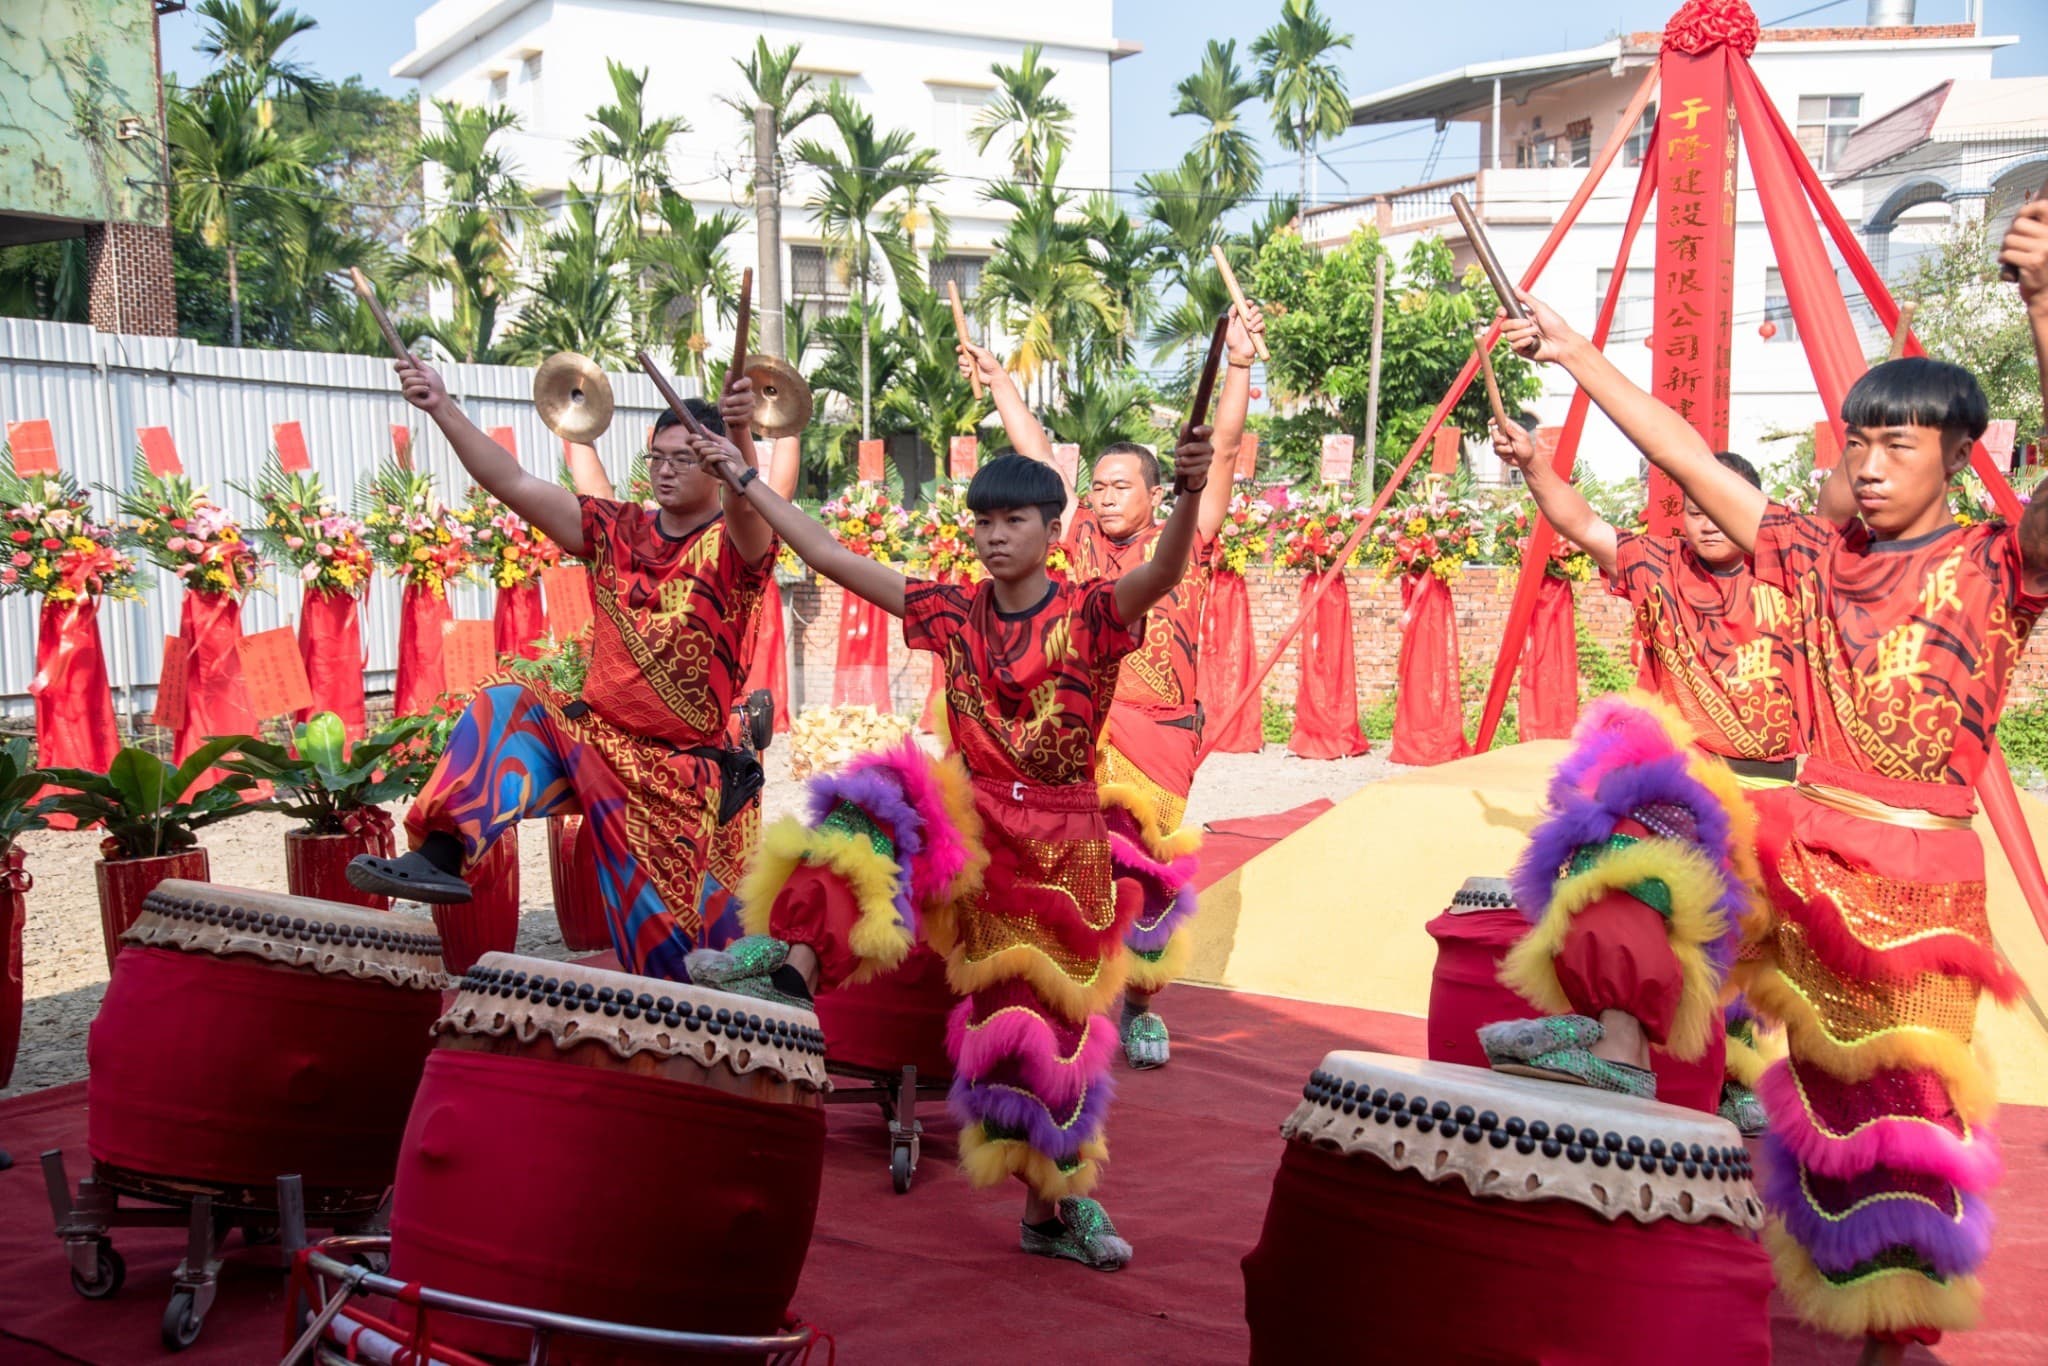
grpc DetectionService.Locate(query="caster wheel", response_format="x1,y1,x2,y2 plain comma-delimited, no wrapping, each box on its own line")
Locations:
69,1240,125,1300
890,1146,914,1194
162,1289,203,1351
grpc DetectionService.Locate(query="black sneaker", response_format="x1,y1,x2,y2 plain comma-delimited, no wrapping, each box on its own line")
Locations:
346,851,474,905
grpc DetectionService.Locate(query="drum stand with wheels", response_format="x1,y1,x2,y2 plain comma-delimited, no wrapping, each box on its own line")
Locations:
822,1061,950,1194
39,1150,382,1353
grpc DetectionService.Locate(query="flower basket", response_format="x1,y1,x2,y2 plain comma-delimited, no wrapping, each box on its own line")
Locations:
95,848,211,975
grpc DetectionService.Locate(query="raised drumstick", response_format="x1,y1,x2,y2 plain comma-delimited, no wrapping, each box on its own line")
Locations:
349,267,412,364
1885,300,1918,362
727,267,753,395
947,280,982,400
636,350,704,436
1209,244,1271,362
1177,313,1232,497
1475,333,1510,431
1451,192,1529,322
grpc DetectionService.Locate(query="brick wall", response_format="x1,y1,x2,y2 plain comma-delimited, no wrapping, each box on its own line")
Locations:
84,222,177,337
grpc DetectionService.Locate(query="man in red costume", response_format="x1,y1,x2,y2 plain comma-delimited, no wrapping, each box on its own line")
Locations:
955,310,1256,1069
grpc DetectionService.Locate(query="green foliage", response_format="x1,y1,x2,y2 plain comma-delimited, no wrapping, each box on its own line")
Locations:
971,44,1072,186
1360,691,1396,743
219,713,434,833
504,634,592,697
405,100,535,361
1262,698,1292,745
1996,695,2048,786
1171,39,1263,200
1576,619,1635,699
1252,0,1353,164
0,737,57,855
44,737,264,859
1900,218,2044,437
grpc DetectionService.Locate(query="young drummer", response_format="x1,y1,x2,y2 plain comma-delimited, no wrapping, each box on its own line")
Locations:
1503,257,2048,1355
956,312,1255,1068
347,359,776,982
687,428,1216,1270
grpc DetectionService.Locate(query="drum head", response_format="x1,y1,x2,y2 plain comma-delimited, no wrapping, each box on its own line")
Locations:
128,880,447,990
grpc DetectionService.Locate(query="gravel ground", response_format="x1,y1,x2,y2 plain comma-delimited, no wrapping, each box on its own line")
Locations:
3,741,1391,1102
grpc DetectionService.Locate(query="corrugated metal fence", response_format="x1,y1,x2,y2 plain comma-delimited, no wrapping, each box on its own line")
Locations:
0,318,690,714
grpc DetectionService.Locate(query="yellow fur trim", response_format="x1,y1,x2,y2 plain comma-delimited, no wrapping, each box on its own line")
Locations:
1724,1032,1769,1089
940,940,1131,1022
1764,1222,1982,1339
737,818,913,985
959,1124,1108,1202
929,749,989,908
1744,966,1996,1122
1097,780,1202,863
1122,929,1191,994
1498,837,1732,1061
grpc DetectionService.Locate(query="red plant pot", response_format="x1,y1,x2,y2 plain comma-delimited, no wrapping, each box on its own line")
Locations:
286,828,396,911
95,849,211,975
433,827,521,975
2,846,28,1088
547,814,610,953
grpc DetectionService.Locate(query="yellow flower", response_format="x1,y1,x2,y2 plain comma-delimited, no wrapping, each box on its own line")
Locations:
412,546,431,562
206,569,229,587
68,536,94,551
31,562,51,578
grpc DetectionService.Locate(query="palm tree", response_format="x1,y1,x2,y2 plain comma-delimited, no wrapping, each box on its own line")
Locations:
794,88,944,437
501,188,634,366
637,191,747,380
576,60,685,242
1171,39,1263,200
879,285,980,493
980,150,1118,405
971,44,1072,186
1252,0,1354,208
194,0,329,121
405,100,533,362
1079,194,1163,368
1044,370,1150,456
723,37,824,148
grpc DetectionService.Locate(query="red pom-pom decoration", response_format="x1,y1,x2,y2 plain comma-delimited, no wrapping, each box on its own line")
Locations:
1250,387,1263,400
1662,0,1761,57
1758,320,1778,340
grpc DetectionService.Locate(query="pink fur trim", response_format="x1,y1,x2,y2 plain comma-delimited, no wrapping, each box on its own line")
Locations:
1758,1061,2004,1193
852,741,971,910
1567,696,1688,794
1107,832,1196,892
945,997,1118,1112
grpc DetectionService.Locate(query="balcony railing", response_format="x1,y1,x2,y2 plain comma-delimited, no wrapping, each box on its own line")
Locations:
1299,173,1478,244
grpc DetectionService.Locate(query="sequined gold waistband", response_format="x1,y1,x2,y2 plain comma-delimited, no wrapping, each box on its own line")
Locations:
1795,782,1974,832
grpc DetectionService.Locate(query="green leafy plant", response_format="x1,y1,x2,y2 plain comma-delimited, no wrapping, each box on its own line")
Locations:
1360,691,1396,744
0,737,57,854
1996,694,2048,787
1576,620,1635,699
45,737,262,860
220,712,435,833
503,633,591,696
1261,697,1292,746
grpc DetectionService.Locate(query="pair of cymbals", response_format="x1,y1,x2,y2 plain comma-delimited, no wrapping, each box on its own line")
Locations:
534,352,813,443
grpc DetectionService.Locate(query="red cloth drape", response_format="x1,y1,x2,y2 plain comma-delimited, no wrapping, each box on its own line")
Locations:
1,848,25,1088
1518,574,1580,742
744,577,791,734
493,582,545,662
1389,573,1466,766
1200,569,1263,754
31,597,119,813
1289,572,1369,760
298,589,367,737
395,581,452,717
173,592,259,763
813,946,956,1078
1242,1140,1774,1364
833,590,892,710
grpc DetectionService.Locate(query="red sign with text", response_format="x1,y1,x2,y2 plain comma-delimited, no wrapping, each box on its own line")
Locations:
441,619,498,697
391,424,414,468
153,636,190,731
1234,430,1259,481
1430,424,1462,475
138,427,183,476
238,627,314,718
1319,433,1354,483
856,439,885,482
489,426,517,456
542,564,594,640
272,421,312,473
949,435,979,478
6,419,58,475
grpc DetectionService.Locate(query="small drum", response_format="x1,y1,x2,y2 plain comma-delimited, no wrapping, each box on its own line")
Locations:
86,881,448,1214
1424,876,1532,1071
1243,1052,1773,1365
388,952,829,1360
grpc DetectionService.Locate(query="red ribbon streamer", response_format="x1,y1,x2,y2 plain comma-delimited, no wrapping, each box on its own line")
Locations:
1287,572,1371,760
1199,569,1263,754
395,581,452,718
298,588,368,737
493,581,546,662
1388,573,1465,766
174,591,260,766
832,593,892,710
31,596,120,776
1518,575,1581,742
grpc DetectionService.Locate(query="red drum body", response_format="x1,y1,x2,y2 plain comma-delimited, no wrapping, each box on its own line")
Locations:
814,944,955,1079
1424,876,1533,1072
547,813,611,952
1243,1053,1772,1365
86,881,447,1213
389,953,829,1361
286,828,396,910
433,827,521,974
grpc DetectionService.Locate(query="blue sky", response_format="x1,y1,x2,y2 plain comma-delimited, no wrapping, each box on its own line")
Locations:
161,0,2047,205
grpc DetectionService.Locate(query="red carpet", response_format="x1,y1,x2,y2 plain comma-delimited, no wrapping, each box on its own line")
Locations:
1196,798,1334,885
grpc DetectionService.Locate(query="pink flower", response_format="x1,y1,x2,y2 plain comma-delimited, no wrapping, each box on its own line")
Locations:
0,568,14,584
388,533,406,546
285,535,305,550
300,562,322,583
9,552,27,568
317,542,334,558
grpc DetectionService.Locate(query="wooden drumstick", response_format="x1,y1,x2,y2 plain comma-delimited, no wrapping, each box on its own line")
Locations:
1885,300,1918,362
1177,313,1231,497
1209,243,1271,362
947,280,982,400
349,267,412,364
636,350,705,436
1476,333,1510,431
2000,178,2048,284
726,267,753,395
1451,192,1529,322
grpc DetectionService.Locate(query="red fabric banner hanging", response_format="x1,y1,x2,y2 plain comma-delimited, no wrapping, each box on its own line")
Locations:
395,581,453,717
1200,569,1262,753
494,582,545,661
1390,573,1466,766
173,592,260,768
833,592,891,710
31,597,120,826
743,576,791,734
1518,575,1580,742
297,588,367,736
1288,572,1368,760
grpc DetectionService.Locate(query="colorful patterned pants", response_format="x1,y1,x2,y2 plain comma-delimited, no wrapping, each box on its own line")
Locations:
405,684,716,981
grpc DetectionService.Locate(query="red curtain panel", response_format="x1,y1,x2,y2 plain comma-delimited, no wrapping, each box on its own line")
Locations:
833,592,892,711
743,576,792,734
492,582,545,663
298,588,367,737
1517,575,1580,742
395,581,453,718
1389,573,1466,766
31,595,119,777
1200,569,1263,754
1288,571,1369,760
174,591,260,763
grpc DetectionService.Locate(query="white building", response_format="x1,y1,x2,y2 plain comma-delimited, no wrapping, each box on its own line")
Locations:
393,1,1136,365
1299,5,2029,481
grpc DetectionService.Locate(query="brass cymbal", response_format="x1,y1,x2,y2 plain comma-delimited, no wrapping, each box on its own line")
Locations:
533,352,615,444
741,354,814,439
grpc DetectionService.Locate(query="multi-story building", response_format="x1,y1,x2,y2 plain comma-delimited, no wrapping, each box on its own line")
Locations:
1301,2,2035,480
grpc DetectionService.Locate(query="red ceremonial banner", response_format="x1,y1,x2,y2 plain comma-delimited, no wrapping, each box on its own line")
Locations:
1648,50,1738,537
1812,420,1840,471
1052,442,1082,490
744,575,791,734
489,426,517,456
174,593,260,767
856,439,885,482
1199,568,1262,754
31,596,119,774
138,427,183,476
152,635,190,732
1429,425,1462,475
442,618,498,698
494,582,545,661
298,588,367,736
392,424,414,468
1389,573,1466,766
395,581,451,716
541,564,594,640
1982,418,2017,471
272,421,312,473
6,420,59,475
239,626,314,719
949,435,979,478
1319,433,1354,483
1235,430,1260,482
833,594,892,709
1289,572,1369,760
1518,575,1580,742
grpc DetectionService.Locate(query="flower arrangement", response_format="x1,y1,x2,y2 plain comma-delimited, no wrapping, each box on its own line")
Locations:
461,487,561,589
0,469,139,602
907,480,982,580
1215,483,1275,576
1487,498,1596,582
1948,472,2003,529
117,459,263,598
820,481,912,564
1274,483,1368,575
1366,475,1482,582
359,462,473,598
247,465,375,596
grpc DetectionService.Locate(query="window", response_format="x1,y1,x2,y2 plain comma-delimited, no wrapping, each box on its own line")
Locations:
1623,103,1658,167
1796,95,1862,172
1763,267,1797,344
1566,119,1593,169
929,254,985,338
932,85,997,175
1594,267,1654,340
789,244,850,325
522,53,543,121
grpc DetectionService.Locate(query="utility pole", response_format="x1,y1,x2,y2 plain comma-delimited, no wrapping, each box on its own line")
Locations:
1363,252,1386,498
753,103,784,356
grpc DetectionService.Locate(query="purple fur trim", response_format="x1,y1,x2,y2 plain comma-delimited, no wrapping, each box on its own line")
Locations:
856,741,974,910
945,999,1117,1111
806,766,926,862
1108,831,1199,946
1125,882,1198,950
948,1071,1116,1161
1761,1135,1994,1277
1757,1061,2004,1193
1725,995,1757,1030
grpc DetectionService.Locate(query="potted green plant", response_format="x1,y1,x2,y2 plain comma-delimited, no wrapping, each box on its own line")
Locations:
505,636,606,951
220,712,433,909
0,737,57,1091
45,736,260,973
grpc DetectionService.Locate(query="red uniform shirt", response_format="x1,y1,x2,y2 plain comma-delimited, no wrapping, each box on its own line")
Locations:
1605,531,1801,762
903,575,1142,787
1753,507,2048,787
1064,508,1214,721
576,498,773,748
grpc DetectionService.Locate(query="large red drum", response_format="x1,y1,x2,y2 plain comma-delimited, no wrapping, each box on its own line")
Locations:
86,881,447,1213
546,813,611,953
813,944,955,1079
1243,1052,1773,1364
389,952,829,1361
1424,876,1532,1071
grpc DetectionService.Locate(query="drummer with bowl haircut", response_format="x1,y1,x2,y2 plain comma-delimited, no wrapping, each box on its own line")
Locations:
684,428,1215,1272
956,309,1256,1071
347,357,776,984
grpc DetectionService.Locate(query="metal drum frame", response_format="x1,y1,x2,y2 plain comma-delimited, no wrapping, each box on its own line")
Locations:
820,1060,951,1194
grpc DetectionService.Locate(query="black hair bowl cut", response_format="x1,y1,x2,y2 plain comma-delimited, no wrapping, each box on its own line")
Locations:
1712,451,1762,490
967,453,1066,524
1841,358,1989,443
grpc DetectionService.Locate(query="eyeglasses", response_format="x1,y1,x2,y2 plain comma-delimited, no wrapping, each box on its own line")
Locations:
645,453,701,472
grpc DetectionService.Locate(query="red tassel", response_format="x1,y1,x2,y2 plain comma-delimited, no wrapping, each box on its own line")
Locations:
1517,575,1580,742
1289,572,1370,760
493,582,545,662
1389,573,1467,766
1200,569,1263,754
395,581,452,717
832,592,892,710
298,589,367,737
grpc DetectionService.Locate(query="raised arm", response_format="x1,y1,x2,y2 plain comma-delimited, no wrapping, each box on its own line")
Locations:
691,431,906,617
565,441,615,499
398,357,586,556
714,375,773,565
767,435,802,499
1999,199,2048,588
1501,294,1767,555
1490,415,1619,576
1202,304,1263,538
959,340,1068,524
1114,426,1214,624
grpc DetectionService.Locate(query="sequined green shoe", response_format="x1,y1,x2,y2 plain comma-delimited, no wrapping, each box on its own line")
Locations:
1499,1046,1657,1100
683,936,808,1008
1477,1014,1604,1064
1120,1006,1169,1070
1719,1081,1768,1137
1021,1198,1132,1271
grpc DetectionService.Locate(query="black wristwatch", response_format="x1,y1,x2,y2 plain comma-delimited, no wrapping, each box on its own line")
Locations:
735,467,760,492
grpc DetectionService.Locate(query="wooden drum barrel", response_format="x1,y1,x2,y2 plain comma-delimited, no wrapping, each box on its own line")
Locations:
1243,1052,1774,1365
1423,876,1533,1071
86,881,448,1215
388,952,829,1360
